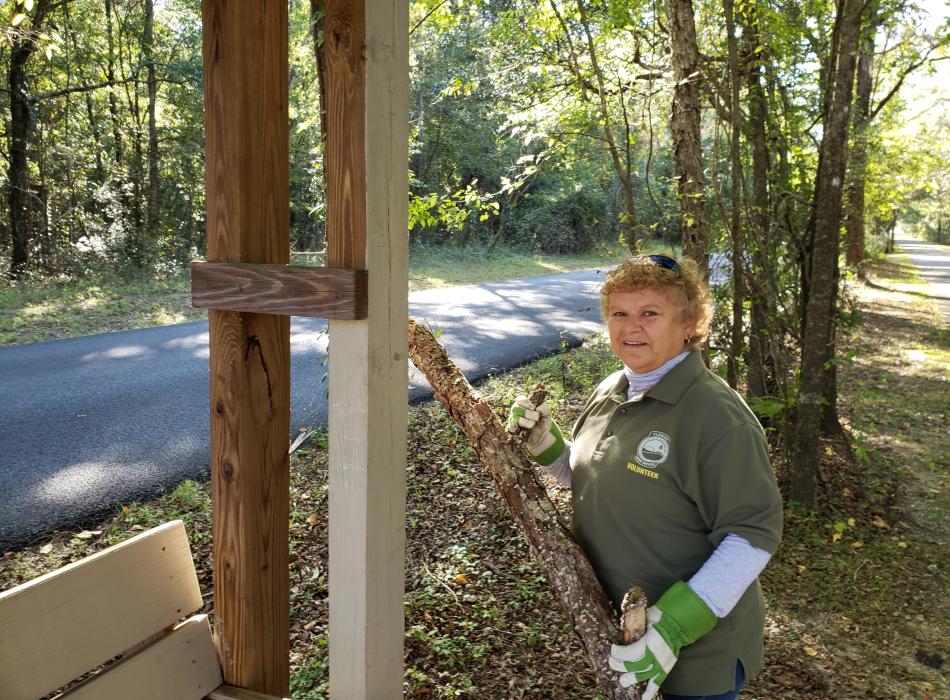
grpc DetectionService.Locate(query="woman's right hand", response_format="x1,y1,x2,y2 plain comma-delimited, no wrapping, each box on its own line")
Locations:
506,396,565,466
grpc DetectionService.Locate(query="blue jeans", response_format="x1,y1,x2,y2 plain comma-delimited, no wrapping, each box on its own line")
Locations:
662,661,745,700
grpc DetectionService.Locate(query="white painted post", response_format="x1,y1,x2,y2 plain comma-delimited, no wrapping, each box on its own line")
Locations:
326,0,408,696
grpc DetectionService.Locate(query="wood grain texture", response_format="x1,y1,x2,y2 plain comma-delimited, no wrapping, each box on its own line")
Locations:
203,0,289,266
191,262,367,319
407,320,641,700
202,0,291,693
208,310,290,696
63,615,222,700
0,521,201,700
321,0,367,269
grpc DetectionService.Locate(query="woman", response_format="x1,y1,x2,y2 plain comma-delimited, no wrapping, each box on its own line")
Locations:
508,255,782,700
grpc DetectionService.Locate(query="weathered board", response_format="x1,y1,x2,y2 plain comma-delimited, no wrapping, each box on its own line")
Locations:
191,262,367,319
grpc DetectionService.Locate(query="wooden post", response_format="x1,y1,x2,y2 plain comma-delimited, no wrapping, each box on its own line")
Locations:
202,0,290,694
322,0,409,696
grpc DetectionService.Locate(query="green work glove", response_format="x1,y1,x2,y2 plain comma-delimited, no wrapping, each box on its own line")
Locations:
608,581,717,699
506,396,565,466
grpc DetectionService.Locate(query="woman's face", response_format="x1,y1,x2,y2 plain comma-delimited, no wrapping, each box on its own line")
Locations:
606,287,695,373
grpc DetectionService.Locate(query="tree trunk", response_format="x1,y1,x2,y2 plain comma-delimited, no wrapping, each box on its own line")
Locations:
844,3,878,268
127,82,145,264
106,0,125,172
85,92,107,185
723,0,742,389
741,3,775,399
665,0,708,274
407,319,642,700
8,43,34,279
791,0,864,506
575,0,640,254
6,0,52,279
145,0,160,247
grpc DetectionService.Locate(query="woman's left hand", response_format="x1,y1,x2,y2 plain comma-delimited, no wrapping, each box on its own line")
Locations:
506,396,565,466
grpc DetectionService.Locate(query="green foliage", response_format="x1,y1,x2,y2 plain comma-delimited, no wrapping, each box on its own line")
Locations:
408,181,500,241
506,174,612,253
290,642,329,699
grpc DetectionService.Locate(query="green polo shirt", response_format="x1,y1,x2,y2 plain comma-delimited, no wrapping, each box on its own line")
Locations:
570,351,783,696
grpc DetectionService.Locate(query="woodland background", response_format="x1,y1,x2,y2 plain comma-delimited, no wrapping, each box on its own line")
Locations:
1,2,949,697
1,0,948,501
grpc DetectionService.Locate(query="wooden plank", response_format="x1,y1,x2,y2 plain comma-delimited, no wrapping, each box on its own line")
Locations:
324,0,409,697
322,0,367,270
191,262,367,319
207,684,290,700
202,0,290,694
0,521,202,700
62,615,222,700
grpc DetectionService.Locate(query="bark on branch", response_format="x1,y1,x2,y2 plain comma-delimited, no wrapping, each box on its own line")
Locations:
408,319,643,700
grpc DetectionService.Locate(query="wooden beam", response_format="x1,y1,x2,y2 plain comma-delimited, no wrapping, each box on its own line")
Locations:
322,0,367,270
322,0,409,697
191,262,367,319
202,0,290,695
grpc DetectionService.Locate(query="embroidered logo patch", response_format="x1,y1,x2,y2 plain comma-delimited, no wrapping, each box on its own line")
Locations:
634,430,671,469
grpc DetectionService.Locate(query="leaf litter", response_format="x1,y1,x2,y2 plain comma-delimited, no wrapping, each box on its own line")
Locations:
0,261,947,698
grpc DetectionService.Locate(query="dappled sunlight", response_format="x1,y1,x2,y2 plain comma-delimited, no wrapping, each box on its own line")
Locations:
412,276,451,290
78,295,105,311
148,309,189,326
533,259,571,272
20,302,56,319
29,430,208,511
32,462,121,506
160,327,210,359
80,344,150,362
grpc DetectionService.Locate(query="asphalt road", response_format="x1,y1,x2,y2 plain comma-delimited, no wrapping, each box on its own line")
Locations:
1,269,609,550
893,237,950,324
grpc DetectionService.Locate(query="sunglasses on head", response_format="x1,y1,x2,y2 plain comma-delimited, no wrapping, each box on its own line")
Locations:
646,254,682,275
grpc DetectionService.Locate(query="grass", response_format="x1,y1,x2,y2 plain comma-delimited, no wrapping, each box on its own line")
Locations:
0,243,640,346
405,243,637,290
0,274,204,345
0,243,669,346
1,245,945,698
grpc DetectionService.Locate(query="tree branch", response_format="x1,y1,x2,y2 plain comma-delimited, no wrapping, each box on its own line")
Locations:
407,319,643,700
30,73,140,103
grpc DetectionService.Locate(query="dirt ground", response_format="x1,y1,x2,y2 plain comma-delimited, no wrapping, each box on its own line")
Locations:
2,260,947,699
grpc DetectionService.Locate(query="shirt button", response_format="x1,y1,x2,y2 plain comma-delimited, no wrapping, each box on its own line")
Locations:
605,430,613,437
619,408,627,415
